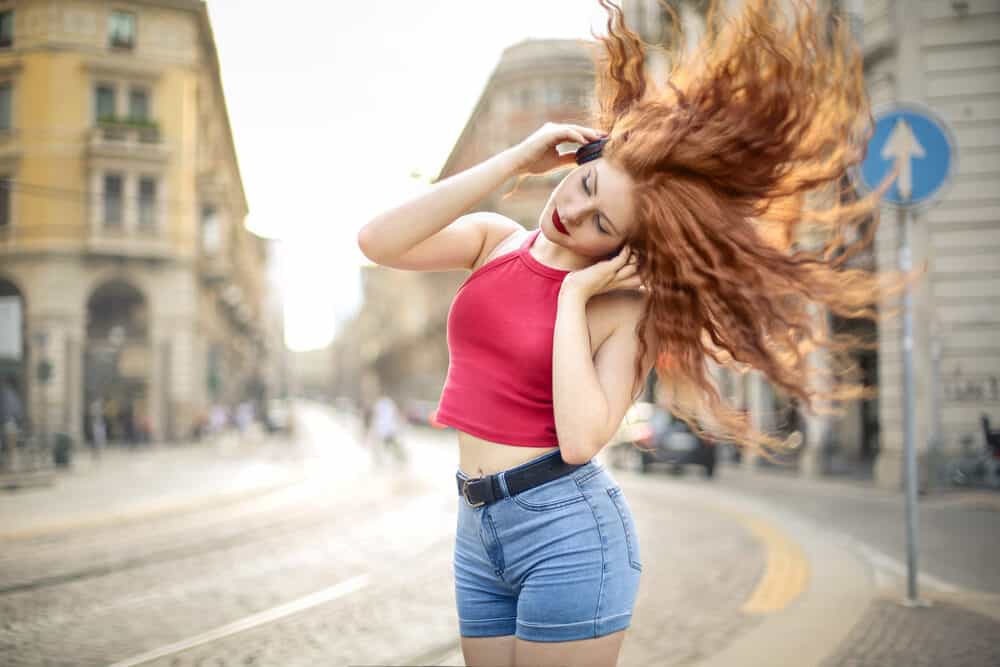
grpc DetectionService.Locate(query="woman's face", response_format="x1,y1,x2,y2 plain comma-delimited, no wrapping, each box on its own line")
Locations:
541,157,638,260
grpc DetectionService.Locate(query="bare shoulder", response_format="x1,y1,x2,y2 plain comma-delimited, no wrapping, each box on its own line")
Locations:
468,212,526,271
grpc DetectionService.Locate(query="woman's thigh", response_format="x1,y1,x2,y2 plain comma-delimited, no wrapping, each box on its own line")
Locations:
461,634,516,667
515,630,626,667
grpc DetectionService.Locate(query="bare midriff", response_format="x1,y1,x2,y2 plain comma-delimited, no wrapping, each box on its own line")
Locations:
457,430,560,478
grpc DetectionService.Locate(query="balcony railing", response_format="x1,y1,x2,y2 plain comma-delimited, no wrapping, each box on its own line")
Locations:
88,118,168,162
87,223,172,261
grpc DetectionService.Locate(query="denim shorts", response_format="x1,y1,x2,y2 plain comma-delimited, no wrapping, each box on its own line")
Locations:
454,449,642,642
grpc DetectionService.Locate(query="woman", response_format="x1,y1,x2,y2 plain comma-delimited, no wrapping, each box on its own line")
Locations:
358,1,889,664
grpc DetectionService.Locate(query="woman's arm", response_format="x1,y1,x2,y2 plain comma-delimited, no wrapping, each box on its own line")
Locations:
357,123,602,269
553,290,653,464
552,246,652,464
357,150,522,268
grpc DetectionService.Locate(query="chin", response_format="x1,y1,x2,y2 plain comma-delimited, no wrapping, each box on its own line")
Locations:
544,225,571,249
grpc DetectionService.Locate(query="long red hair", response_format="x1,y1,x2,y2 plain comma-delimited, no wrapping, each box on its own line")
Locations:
593,0,900,455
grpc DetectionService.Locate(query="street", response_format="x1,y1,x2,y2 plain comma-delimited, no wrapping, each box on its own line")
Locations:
1,402,998,666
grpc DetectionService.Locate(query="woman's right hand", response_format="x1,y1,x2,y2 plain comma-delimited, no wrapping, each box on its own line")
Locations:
508,123,605,175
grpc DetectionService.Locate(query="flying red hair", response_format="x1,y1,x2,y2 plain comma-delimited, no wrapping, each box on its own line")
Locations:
592,0,900,456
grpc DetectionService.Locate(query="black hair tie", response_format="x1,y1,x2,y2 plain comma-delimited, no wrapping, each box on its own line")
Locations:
575,137,608,165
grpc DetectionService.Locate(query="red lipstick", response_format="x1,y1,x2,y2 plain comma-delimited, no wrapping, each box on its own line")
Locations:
552,208,569,235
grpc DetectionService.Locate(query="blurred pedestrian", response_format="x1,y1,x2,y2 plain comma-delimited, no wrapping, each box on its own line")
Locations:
103,396,119,443
369,395,407,465
209,403,227,436
0,378,23,470
122,399,136,447
358,1,892,662
235,401,253,435
89,397,106,459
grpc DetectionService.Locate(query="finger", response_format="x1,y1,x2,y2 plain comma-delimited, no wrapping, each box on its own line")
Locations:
618,276,644,290
616,264,638,279
556,151,579,167
569,125,605,141
611,245,632,267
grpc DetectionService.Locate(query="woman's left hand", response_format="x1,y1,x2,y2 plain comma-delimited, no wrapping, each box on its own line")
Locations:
561,246,644,301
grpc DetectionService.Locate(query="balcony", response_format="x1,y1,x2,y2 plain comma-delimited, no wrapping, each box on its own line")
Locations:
87,118,168,164
86,224,172,262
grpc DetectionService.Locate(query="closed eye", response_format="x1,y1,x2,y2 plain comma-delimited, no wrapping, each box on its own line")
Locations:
583,173,609,234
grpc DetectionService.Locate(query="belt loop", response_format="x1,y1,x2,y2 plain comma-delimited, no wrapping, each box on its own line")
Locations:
497,471,511,498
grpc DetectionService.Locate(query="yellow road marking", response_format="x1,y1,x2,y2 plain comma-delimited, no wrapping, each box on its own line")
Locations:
736,513,810,614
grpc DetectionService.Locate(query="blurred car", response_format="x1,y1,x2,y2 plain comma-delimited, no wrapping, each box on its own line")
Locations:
608,401,717,478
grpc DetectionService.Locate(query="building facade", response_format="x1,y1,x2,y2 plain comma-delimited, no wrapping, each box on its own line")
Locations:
0,0,272,447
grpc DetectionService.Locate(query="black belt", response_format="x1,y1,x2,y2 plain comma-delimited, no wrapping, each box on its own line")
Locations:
456,451,585,508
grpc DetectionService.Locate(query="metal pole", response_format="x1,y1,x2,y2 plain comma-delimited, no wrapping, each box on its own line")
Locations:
929,333,943,487
899,209,921,605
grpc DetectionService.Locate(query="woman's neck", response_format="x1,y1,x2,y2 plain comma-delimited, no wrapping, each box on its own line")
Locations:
530,230,596,272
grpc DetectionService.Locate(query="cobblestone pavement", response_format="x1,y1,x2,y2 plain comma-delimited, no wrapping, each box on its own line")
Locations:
0,407,770,667
616,479,766,667
821,598,1000,667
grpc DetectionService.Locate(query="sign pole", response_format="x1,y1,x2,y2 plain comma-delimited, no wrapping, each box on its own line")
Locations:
899,207,921,605
862,101,954,609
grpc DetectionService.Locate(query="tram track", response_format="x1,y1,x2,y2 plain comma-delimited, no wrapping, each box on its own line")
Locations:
0,471,439,595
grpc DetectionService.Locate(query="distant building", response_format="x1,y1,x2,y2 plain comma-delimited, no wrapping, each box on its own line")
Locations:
0,0,272,444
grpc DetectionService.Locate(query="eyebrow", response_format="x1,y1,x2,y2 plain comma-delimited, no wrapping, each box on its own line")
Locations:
593,169,620,235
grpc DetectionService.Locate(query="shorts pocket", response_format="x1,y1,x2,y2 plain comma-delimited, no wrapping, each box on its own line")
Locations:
510,476,586,512
608,486,642,572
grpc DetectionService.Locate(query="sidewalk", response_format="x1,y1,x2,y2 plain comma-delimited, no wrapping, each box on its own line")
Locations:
0,431,309,540
692,461,1000,667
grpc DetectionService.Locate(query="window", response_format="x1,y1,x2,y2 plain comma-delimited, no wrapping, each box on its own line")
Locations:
139,177,156,227
103,174,123,226
0,11,13,49
0,176,9,229
129,88,148,122
95,85,115,122
201,204,220,253
109,10,135,50
0,82,11,130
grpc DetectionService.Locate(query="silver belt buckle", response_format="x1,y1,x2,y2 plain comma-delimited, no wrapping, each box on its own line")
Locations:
462,475,486,508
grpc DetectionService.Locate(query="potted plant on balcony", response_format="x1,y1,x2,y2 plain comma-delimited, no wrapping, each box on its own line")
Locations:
97,115,160,143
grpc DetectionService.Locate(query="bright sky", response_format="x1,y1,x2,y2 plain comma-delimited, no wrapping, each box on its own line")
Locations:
206,1,610,351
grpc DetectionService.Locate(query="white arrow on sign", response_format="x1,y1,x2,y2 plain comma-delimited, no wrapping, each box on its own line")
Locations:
881,118,925,201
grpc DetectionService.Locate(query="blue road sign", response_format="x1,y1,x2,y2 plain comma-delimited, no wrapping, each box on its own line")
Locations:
859,103,956,209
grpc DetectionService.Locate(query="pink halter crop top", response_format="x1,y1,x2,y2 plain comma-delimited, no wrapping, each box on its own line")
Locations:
435,229,570,447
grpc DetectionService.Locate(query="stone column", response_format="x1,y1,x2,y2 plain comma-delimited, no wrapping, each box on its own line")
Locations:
742,373,770,471
800,308,831,479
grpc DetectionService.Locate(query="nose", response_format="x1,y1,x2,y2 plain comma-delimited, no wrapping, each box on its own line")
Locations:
561,201,592,228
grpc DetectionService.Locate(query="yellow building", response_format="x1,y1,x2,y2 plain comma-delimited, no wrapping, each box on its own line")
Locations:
0,0,270,447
